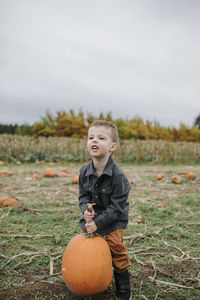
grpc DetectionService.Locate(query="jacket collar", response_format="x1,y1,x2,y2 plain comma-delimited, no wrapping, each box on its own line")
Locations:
85,155,114,177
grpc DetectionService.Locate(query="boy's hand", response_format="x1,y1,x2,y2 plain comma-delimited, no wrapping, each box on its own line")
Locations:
85,221,97,234
83,209,95,223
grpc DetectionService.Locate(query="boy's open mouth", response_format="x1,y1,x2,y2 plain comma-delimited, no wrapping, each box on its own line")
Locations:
91,145,99,150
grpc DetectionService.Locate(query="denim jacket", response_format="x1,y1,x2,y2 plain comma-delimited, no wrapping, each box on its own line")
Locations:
78,156,131,236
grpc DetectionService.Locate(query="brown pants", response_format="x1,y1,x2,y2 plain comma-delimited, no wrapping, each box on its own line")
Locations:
105,229,131,274
80,229,131,274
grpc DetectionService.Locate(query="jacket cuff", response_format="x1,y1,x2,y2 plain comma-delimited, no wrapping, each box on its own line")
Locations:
80,203,88,214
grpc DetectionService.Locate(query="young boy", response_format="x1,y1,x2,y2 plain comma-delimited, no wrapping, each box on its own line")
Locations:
78,120,132,300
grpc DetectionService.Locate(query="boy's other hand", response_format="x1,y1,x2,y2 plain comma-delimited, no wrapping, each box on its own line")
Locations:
85,221,97,234
84,209,95,223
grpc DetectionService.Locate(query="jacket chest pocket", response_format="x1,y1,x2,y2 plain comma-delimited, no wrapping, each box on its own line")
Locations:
100,186,112,208
83,183,93,201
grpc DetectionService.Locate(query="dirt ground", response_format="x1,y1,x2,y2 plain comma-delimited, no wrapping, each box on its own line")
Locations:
0,280,117,300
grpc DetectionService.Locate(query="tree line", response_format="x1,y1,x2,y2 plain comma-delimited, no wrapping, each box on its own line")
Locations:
0,123,34,136
1,110,200,142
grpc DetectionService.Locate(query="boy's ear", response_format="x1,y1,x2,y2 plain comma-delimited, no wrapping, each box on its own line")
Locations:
111,143,117,152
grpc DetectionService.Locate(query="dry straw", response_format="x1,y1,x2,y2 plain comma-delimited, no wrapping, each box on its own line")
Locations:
0,134,200,164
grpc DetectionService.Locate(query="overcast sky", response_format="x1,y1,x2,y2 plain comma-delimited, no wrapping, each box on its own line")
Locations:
0,0,200,128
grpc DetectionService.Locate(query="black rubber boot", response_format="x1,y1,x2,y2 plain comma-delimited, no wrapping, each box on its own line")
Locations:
114,270,132,300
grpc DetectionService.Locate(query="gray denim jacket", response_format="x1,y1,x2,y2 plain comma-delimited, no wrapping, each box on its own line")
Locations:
78,156,131,236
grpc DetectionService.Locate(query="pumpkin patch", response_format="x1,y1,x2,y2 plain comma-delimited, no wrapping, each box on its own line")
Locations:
0,163,199,299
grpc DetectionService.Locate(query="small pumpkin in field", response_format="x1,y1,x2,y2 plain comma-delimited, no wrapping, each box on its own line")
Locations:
32,172,39,179
58,172,73,177
156,173,165,180
58,171,66,177
58,171,73,177
62,233,112,296
18,169,25,174
65,173,73,177
0,196,7,203
156,203,168,209
44,168,56,177
59,167,67,173
73,175,79,184
0,196,19,207
187,172,196,179
0,170,9,176
178,170,188,175
0,160,4,165
171,175,181,184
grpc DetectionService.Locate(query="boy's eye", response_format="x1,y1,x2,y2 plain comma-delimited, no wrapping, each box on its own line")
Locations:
88,137,93,140
99,137,104,140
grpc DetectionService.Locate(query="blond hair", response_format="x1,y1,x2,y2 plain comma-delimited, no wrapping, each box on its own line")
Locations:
89,120,119,143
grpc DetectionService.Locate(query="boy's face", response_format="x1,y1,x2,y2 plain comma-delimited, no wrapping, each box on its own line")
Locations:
87,126,117,159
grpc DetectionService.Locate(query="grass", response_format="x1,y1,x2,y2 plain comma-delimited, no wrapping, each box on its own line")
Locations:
0,162,200,299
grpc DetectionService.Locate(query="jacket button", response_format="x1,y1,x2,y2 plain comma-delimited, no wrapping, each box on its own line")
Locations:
102,189,106,192
95,195,98,198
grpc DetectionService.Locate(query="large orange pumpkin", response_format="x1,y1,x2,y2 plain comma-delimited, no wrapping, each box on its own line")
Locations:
62,233,113,296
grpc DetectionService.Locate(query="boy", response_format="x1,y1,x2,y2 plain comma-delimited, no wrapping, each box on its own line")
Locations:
78,120,132,300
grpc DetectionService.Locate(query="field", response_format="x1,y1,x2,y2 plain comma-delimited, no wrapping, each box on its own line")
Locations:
1,134,200,164
0,162,200,300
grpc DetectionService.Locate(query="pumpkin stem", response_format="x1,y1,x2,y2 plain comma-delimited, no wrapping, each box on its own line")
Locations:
87,203,96,212
86,232,98,238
